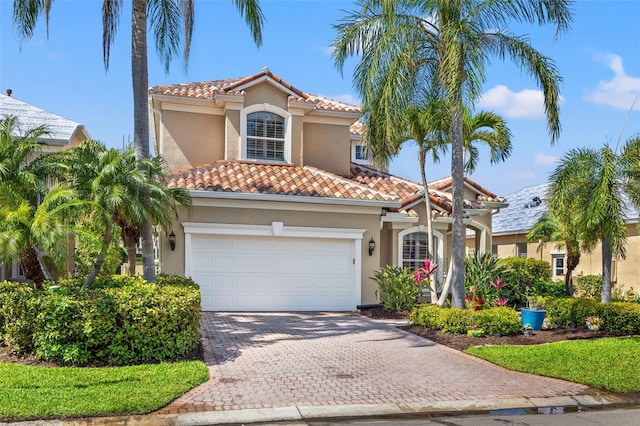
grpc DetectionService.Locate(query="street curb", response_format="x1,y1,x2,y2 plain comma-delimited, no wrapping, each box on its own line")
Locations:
3,393,639,426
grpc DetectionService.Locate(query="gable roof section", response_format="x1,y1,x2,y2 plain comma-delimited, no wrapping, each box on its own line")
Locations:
428,175,505,202
348,164,487,214
0,94,89,145
149,68,361,115
166,161,399,204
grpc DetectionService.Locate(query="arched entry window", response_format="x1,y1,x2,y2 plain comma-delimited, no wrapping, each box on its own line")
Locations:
399,227,442,271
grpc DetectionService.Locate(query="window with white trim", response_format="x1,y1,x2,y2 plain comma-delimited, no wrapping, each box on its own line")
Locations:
240,104,291,163
351,143,372,165
402,232,438,271
553,255,565,276
517,242,528,258
246,111,285,161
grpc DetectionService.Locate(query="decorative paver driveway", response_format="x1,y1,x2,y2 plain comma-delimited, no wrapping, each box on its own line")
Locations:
159,312,587,413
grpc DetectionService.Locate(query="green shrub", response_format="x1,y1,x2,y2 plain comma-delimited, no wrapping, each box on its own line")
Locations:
409,304,521,336
535,297,601,326
600,303,640,334
0,281,40,354
500,257,554,304
34,294,93,364
529,280,566,298
371,266,421,312
471,308,521,336
408,304,442,328
575,275,602,299
3,275,201,365
157,274,199,289
438,309,472,334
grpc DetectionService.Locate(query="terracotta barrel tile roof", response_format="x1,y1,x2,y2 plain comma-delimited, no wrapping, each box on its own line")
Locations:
165,161,398,202
150,69,361,114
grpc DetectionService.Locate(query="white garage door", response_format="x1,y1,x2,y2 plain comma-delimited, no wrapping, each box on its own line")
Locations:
190,234,357,311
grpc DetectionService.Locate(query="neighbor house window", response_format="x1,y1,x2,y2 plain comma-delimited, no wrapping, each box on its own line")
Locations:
553,255,565,276
491,244,498,256
517,242,528,258
246,111,285,161
240,104,291,163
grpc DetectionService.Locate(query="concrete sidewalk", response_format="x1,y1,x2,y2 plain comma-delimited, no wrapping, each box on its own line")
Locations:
4,313,637,425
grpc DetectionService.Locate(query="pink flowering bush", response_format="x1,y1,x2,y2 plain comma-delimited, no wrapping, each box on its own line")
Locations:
464,253,511,309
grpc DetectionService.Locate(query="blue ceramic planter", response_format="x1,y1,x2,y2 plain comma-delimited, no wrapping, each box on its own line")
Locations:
521,308,547,331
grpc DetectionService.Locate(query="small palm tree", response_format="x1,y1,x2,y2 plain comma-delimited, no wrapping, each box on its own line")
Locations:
58,141,191,286
0,116,63,286
527,211,579,295
547,134,640,303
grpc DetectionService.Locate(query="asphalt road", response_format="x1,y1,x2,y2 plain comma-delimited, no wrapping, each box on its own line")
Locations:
264,406,640,426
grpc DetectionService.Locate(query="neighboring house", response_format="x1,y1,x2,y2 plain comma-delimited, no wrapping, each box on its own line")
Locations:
492,183,640,292
0,91,91,282
150,68,508,311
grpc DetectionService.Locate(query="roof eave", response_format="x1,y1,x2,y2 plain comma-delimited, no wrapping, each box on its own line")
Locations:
188,189,401,208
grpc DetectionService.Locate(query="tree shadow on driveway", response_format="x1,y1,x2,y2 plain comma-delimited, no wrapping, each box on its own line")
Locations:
200,312,435,365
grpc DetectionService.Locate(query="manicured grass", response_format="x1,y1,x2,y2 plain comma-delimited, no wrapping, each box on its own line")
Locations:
0,361,208,421
466,336,640,392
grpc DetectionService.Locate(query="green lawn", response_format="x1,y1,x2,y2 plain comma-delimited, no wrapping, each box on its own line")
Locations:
0,361,208,421
466,336,640,392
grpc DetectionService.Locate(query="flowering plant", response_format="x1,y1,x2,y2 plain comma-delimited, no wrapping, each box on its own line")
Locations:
413,258,438,286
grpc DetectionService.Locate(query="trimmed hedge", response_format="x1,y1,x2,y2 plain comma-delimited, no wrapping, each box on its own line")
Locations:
535,297,640,335
408,305,521,336
0,275,201,365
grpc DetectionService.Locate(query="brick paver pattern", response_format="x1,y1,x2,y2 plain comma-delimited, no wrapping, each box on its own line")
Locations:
159,313,587,413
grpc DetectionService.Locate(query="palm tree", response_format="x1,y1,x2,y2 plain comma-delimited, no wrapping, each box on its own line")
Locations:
393,102,512,304
527,211,579,295
57,140,191,286
13,0,264,282
333,0,571,308
547,135,640,303
0,116,59,286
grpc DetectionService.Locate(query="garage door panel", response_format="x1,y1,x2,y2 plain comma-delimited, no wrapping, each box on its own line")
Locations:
191,234,357,311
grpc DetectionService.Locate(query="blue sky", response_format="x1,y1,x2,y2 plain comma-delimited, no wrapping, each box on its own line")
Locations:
1,0,639,196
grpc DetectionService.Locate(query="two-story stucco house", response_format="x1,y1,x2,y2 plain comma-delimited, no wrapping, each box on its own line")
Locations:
150,68,508,311
0,91,91,282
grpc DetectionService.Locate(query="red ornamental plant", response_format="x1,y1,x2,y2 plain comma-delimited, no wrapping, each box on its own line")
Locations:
413,258,438,286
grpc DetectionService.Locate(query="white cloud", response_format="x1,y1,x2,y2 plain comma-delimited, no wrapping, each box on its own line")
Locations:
478,85,550,119
508,170,536,180
584,53,640,111
323,45,336,56
533,153,558,167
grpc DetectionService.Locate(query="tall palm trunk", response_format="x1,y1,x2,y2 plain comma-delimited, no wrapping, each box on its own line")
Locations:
601,237,612,303
131,0,156,282
564,243,580,296
449,93,466,309
419,147,438,303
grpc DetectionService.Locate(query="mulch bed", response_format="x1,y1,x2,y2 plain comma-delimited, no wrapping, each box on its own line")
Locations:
360,306,619,352
0,341,205,368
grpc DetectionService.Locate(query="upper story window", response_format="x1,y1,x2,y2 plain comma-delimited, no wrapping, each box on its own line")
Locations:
246,111,285,161
240,103,291,163
351,143,372,165
240,104,291,163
